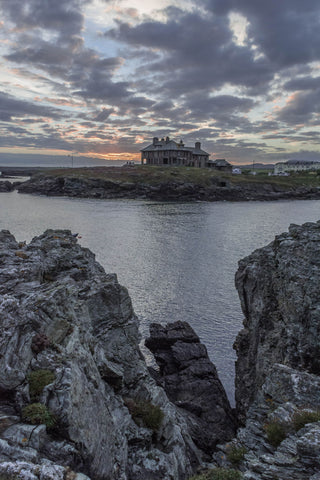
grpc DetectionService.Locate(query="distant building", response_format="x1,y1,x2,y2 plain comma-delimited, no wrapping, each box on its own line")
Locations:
207,159,232,173
274,159,320,174
141,137,209,167
232,167,242,175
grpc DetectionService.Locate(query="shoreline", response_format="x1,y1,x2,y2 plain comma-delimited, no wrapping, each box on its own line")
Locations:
2,165,320,202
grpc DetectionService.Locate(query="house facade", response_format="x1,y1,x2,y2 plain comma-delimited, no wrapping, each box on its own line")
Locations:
141,137,210,167
274,159,320,174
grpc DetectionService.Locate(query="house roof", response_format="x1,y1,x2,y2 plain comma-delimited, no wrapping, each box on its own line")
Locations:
210,159,231,167
141,138,209,156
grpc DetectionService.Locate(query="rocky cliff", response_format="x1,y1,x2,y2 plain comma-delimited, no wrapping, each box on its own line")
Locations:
213,221,320,480
234,221,320,421
0,230,205,480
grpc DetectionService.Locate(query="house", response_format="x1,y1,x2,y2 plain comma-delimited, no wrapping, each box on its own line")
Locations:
207,158,232,173
141,137,209,168
274,159,320,174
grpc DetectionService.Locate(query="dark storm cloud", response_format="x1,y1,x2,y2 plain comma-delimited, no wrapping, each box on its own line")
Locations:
0,91,63,121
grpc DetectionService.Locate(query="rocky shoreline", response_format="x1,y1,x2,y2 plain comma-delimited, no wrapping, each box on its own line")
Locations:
1,222,320,479
7,171,320,201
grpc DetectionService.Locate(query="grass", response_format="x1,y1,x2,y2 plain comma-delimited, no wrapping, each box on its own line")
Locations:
124,397,164,432
264,421,287,447
189,468,243,480
22,403,56,429
226,445,247,466
27,369,55,401
39,165,320,190
292,410,320,432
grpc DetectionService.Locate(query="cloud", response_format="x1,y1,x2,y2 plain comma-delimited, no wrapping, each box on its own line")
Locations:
0,0,86,37
1,0,320,163
0,91,63,121
107,8,273,96
204,0,320,67
276,90,320,125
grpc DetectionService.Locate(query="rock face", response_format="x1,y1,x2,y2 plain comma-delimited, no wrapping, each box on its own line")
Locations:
215,364,320,480
0,229,201,480
0,180,14,192
145,322,236,455
234,221,320,422
207,221,320,480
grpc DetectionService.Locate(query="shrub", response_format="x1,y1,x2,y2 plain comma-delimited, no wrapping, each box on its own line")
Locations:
27,369,55,401
22,403,56,429
264,421,287,447
226,445,247,466
124,398,164,432
292,410,320,432
189,468,243,480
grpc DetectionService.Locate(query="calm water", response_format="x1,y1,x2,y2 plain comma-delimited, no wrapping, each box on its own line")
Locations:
1,190,320,403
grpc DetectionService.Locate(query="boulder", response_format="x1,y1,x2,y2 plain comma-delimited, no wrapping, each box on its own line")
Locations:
145,321,236,455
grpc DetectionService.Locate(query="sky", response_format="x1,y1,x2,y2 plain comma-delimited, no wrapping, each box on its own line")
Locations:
1,0,320,165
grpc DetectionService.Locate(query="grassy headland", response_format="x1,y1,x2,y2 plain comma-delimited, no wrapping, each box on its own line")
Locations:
42,165,320,188
16,165,320,201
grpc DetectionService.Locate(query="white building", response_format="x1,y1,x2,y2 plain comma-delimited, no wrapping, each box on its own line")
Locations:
274,160,320,174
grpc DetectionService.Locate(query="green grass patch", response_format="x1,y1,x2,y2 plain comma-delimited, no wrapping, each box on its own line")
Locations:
292,410,320,432
27,369,55,401
124,398,164,432
264,421,287,447
226,445,247,466
189,468,243,480
22,403,56,429
39,165,320,191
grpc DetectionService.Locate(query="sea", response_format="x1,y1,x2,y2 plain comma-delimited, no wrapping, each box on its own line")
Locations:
1,188,320,404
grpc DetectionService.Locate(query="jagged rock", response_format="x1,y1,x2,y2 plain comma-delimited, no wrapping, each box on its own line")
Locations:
0,229,201,479
145,321,236,455
234,221,320,422
0,180,13,192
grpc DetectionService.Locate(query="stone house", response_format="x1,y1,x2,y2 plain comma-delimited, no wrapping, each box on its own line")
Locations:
141,137,209,167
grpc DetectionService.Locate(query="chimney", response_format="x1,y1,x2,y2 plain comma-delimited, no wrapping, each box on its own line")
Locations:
166,136,170,143
195,142,201,150
153,137,159,145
